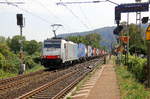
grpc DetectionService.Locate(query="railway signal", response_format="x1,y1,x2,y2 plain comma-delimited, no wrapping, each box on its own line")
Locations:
142,17,149,24
113,25,123,35
17,14,23,26
16,14,25,74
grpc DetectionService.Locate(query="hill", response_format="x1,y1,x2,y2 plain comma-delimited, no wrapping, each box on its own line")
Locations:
58,26,117,51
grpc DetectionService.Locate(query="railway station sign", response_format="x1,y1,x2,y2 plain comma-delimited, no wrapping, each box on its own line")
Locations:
146,25,150,40
115,2,149,13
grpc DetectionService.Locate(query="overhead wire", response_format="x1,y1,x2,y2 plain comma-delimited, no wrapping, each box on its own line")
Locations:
31,0,71,33
78,4,93,30
106,0,119,5
3,1,73,39
8,2,53,25
5,1,56,40
57,0,119,30
62,4,90,30
5,0,119,34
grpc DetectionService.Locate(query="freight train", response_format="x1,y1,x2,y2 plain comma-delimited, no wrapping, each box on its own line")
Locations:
41,38,106,68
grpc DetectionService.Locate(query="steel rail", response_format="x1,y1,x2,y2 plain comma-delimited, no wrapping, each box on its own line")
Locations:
0,70,46,93
18,70,77,99
52,69,91,99
0,69,44,85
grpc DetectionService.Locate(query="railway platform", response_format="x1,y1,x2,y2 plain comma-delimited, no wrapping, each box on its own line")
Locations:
70,59,120,99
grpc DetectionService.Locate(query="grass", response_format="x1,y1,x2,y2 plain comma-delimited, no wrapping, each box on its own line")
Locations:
0,65,44,79
0,69,17,79
25,65,45,74
66,97,72,99
116,66,150,99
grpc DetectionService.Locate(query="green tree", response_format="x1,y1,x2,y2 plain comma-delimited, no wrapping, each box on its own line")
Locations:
85,33,101,48
67,33,101,48
0,36,6,43
9,35,26,53
0,43,11,57
128,24,146,54
24,40,40,55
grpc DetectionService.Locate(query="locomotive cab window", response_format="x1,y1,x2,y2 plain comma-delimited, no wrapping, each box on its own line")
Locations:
44,41,61,48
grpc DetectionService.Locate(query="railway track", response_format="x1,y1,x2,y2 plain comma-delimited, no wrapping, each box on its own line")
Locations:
0,69,44,85
0,57,104,99
0,69,50,94
18,58,103,99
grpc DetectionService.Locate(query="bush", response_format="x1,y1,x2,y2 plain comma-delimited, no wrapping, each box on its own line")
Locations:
24,56,37,69
0,36,43,79
116,66,150,99
0,53,5,69
122,55,146,82
31,52,41,64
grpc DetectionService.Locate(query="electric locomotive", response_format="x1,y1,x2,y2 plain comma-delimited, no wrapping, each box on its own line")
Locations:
41,38,78,68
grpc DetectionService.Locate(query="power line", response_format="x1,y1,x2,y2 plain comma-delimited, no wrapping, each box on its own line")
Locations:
31,0,71,33
62,5,90,30
106,0,119,5
78,5,93,29
57,0,118,5
1,0,24,4
11,3,56,39
7,3,54,25
57,0,106,5
57,0,119,31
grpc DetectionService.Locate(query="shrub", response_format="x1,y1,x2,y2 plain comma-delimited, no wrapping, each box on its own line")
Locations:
24,56,37,69
116,66,150,99
122,55,146,82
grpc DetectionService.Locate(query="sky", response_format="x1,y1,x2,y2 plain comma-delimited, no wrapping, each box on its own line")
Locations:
0,0,149,41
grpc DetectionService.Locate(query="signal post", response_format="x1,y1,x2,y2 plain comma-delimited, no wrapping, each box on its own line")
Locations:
16,14,25,74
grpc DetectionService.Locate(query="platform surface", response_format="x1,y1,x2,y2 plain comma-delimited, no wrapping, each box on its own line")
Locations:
71,60,120,99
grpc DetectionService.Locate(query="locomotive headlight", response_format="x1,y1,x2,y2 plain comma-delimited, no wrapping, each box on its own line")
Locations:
42,56,46,58
57,55,60,58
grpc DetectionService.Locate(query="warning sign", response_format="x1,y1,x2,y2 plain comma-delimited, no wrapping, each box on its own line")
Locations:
119,36,130,44
146,25,150,40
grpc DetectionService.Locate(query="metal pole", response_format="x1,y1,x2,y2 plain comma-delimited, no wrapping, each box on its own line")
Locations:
19,25,24,74
118,28,121,65
126,13,129,65
53,30,56,38
135,0,141,56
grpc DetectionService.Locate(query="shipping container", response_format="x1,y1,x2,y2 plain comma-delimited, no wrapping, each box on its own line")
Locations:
96,48,99,56
64,41,78,62
93,48,97,56
78,43,86,59
87,45,93,57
